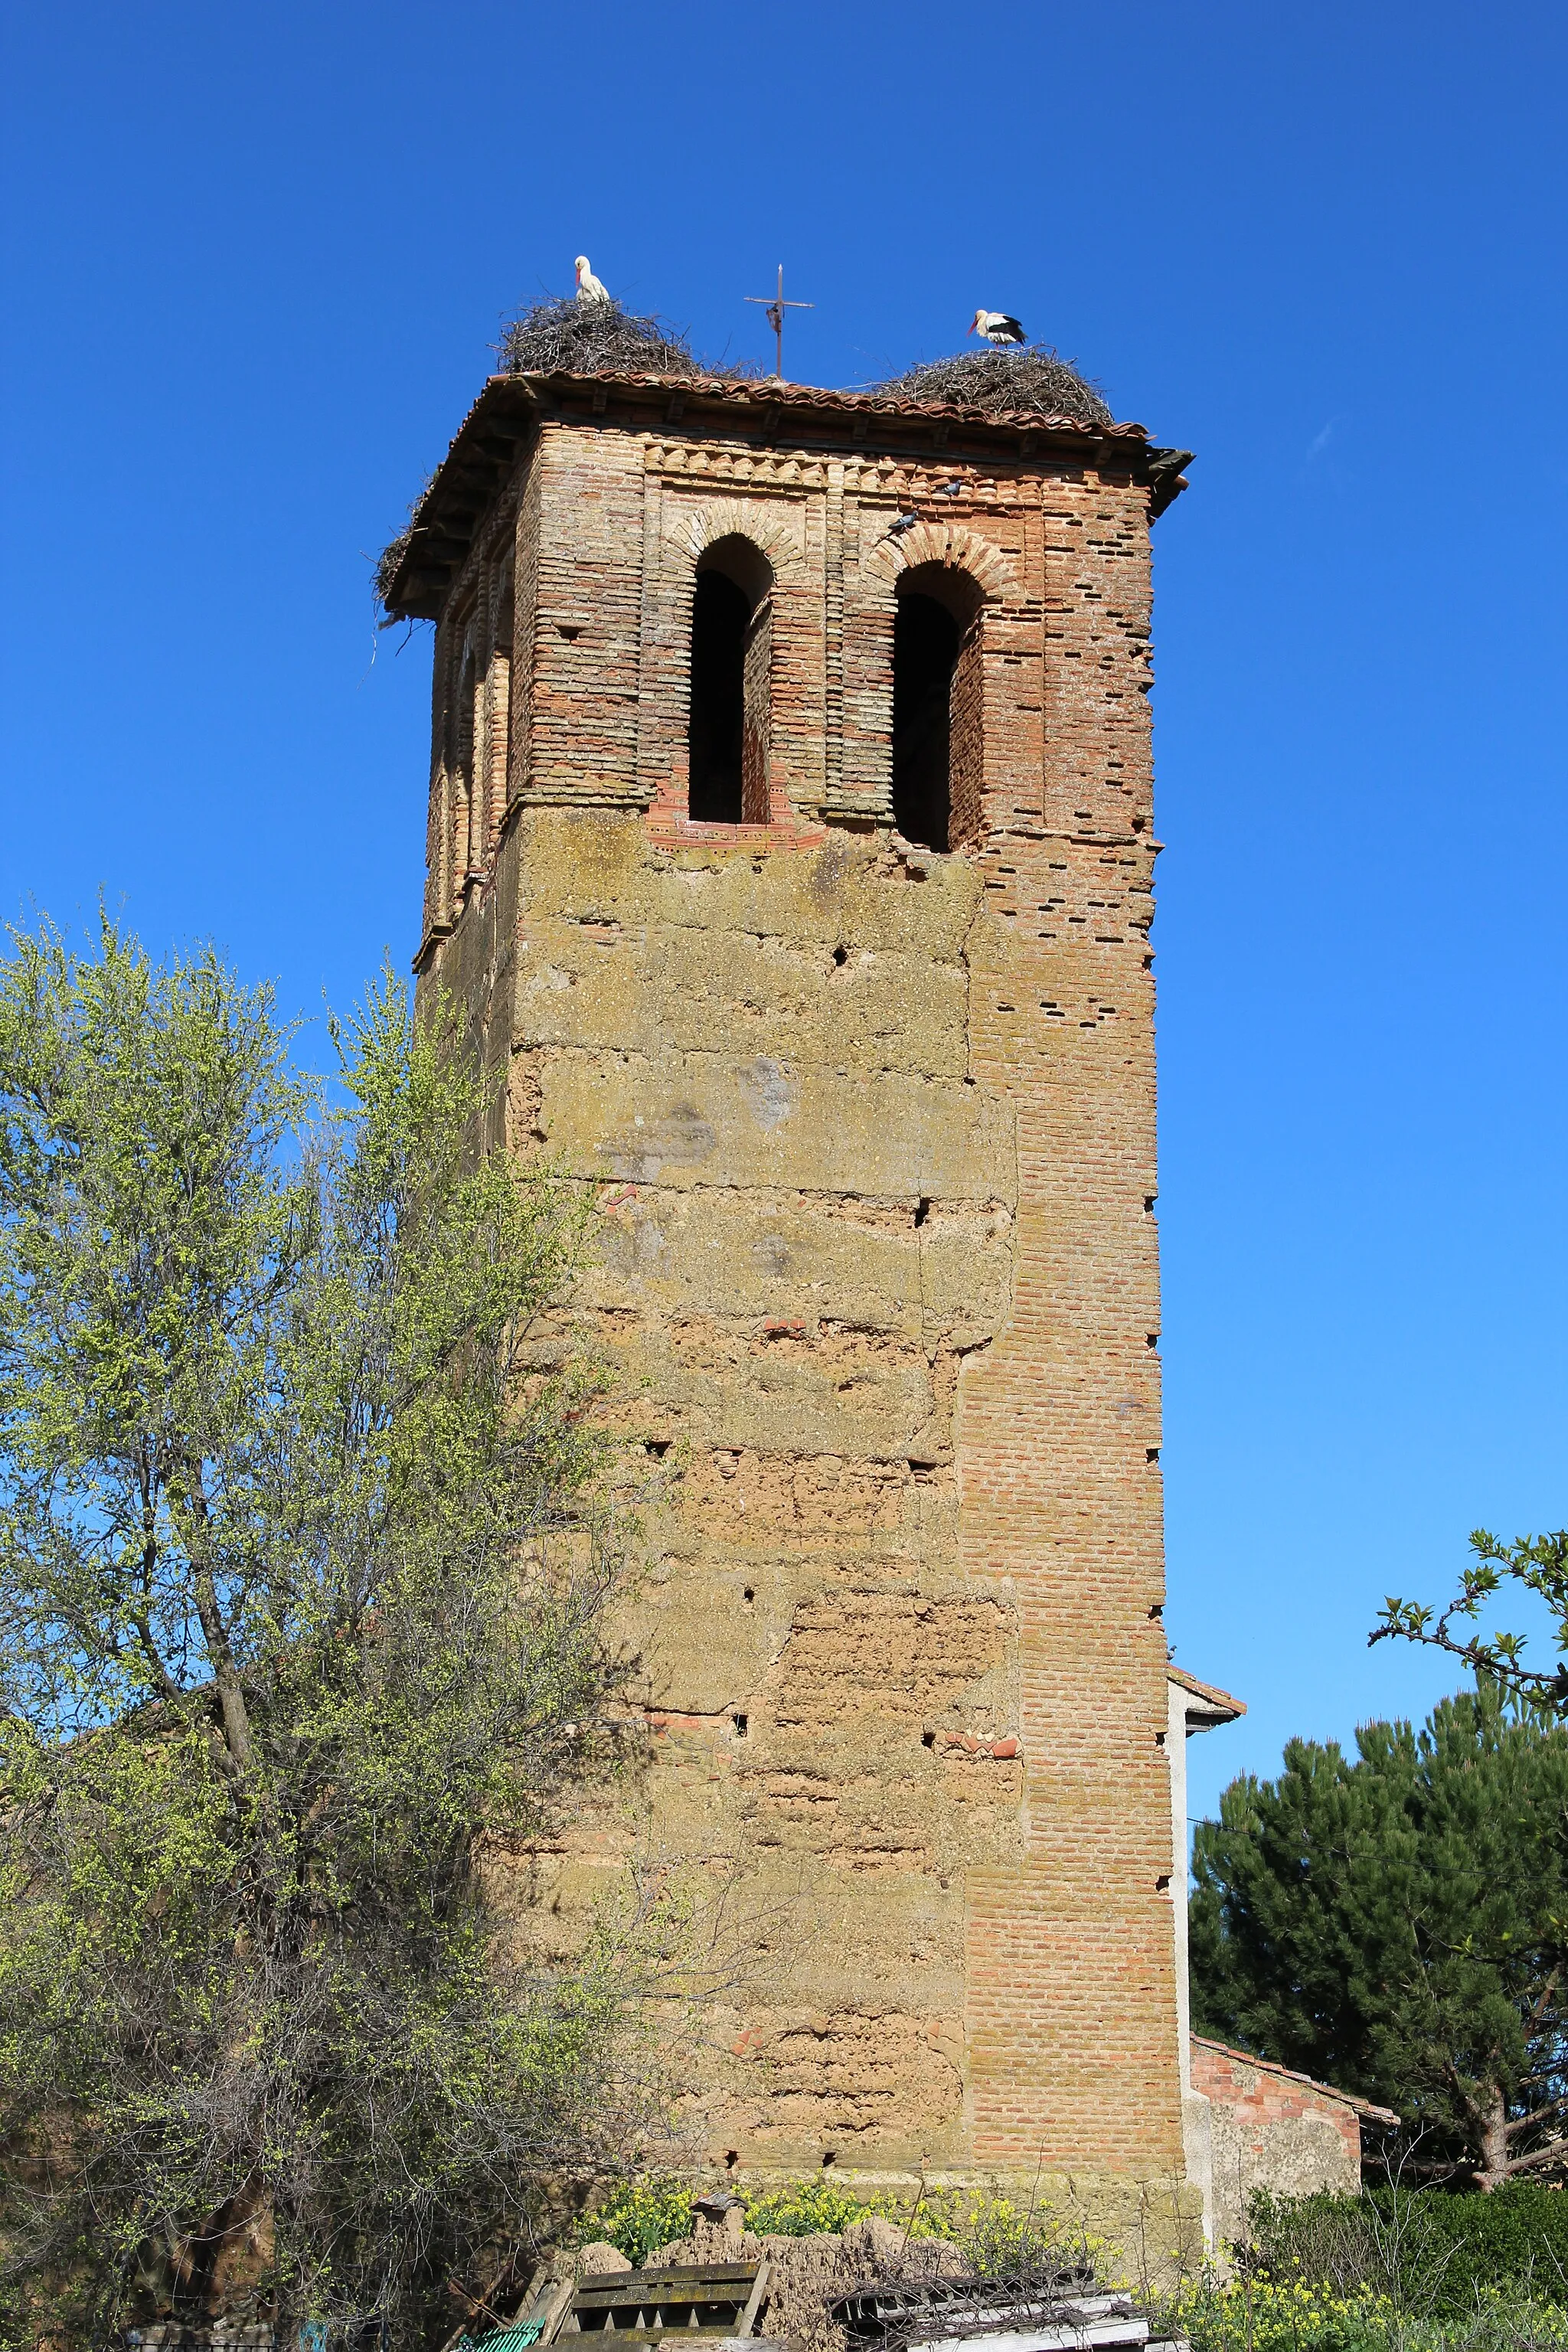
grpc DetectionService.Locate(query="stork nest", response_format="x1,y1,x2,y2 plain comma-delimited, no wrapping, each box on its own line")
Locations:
373,477,433,613
374,298,756,609
498,293,709,380
374,315,1116,612
872,344,1112,426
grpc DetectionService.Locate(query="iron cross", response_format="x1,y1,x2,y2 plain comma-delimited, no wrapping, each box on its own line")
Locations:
746,263,814,381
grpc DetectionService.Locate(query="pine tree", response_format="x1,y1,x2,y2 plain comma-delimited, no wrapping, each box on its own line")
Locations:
1190,1681,1568,2189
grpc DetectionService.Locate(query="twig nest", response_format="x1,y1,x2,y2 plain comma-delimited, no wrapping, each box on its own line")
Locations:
873,345,1112,426
499,295,705,379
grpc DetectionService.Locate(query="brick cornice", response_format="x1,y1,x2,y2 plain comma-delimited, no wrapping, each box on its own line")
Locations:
382,372,1191,621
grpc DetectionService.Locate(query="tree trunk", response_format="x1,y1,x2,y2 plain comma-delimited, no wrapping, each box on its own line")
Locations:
1472,2080,1511,2190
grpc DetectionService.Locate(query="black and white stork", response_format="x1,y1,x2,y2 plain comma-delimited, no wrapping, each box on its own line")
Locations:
969,309,1026,346
575,256,609,304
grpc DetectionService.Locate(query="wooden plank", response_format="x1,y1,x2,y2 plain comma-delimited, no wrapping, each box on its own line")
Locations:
534,2273,580,2344
736,2259,772,2339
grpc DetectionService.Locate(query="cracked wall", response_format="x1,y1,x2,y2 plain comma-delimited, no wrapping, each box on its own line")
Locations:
416,404,1182,2197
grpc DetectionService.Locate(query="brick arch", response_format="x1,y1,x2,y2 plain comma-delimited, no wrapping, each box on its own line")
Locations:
664,498,805,586
864,518,1019,606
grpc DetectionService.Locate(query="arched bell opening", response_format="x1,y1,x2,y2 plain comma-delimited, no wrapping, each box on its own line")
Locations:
689,535,775,824
892,565,985,852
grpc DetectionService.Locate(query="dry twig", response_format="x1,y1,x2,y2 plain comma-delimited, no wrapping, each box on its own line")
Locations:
498,295,708,381
871,344,1112,426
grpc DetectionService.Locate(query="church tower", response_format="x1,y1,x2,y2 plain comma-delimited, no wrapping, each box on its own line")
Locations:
382,345,1196,2230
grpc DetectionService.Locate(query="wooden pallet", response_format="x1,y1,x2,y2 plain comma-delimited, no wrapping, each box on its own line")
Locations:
557,2260,769,2346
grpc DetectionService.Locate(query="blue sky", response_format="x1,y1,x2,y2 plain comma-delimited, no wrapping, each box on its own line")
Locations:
3,0,1564,1825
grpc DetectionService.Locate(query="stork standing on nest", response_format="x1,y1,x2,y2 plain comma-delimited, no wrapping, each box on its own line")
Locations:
969,309,1026,346
575,255,609,305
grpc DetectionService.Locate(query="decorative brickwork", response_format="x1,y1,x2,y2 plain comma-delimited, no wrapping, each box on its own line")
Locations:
398,372,1195,2213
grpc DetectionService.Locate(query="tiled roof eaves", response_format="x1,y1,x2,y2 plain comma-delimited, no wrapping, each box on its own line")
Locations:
1168,1664,1247,1721
383,370,1189,620
508,367,1148,437
1193,2035,1400,2126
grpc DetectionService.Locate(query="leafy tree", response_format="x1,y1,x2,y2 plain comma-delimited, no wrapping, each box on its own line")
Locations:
1376,1527,1568,1711
1189,1681,1568,2191
0,916,648,2345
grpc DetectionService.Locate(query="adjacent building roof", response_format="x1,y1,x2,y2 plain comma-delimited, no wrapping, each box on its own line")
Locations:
1193,2034,1400,2127
379,368,1194,622
1168,1664,1247,1727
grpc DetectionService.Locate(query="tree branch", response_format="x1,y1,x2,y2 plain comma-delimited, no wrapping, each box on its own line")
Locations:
1498,2135,1568,2180
129,1443,181,1704
177,1463,253,1773
1504,2093,1568,2137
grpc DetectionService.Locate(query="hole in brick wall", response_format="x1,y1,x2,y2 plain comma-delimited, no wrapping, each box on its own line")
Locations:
743,1586,756,1603
1147,1447,1160,1465
833,945,848,967
1147,1333,1160,1349
1148,1601,1165,1619
732,1713,749,1739
913,1197,931,1228
821,2150,837,2168
557,624,580,641
1145,1195,1157,1214
922,1730,936,1749
1155,1729,1168,1748
1132,813,1147,831
1156,1873,1172,1893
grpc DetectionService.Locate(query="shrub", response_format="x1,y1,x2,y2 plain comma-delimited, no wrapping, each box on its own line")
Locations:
578,2175,908,2260
1173,2278,1568,2352
577,2177,697,2265
742,2179,903,2239
1372,2187,1568,2316
1243,2189,1568,2320
1178,2277,1401,2352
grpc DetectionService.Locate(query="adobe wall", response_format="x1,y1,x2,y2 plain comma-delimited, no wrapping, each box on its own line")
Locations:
417,406,1185,2213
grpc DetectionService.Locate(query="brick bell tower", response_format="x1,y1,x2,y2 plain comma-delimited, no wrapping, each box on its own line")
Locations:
382,348,1196,2229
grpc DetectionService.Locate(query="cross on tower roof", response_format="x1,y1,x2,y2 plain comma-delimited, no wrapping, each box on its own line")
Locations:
745,264,813,382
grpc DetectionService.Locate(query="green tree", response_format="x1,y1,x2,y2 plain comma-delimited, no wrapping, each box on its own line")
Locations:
1189,1681,1568,2191
0,916,646,2345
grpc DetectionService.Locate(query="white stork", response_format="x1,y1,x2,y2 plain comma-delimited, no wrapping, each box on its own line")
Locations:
969,309,1026,346
575,255,609,305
